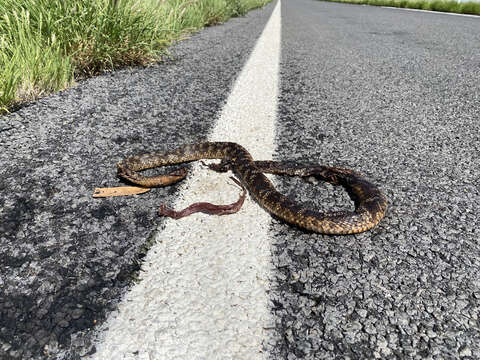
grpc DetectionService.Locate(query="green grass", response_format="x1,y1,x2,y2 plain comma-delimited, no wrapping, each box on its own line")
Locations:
319,0,480,15
0,0,271,113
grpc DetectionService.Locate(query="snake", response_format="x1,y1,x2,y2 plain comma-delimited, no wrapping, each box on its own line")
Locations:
116,142,387,234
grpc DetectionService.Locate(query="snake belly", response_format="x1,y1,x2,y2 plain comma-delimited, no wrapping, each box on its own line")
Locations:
116,142,387,235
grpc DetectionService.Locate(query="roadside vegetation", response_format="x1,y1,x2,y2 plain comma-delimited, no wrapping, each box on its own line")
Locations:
0,0,271,113
319,0,480,15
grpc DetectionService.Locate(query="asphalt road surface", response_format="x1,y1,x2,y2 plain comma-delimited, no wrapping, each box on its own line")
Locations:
1,0,479,359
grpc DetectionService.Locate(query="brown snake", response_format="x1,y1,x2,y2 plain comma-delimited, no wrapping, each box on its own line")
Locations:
116,142,387,234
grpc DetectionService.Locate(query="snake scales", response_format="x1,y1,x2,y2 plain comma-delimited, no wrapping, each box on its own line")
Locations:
116,142,387,234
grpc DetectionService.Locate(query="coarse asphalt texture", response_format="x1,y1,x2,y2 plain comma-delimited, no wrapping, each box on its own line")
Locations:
0,5,273,359
1,0,480,359
269,1,479,358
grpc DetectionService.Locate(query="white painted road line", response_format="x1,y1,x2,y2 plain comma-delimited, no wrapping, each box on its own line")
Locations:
89,1,281,359
381,6,480,18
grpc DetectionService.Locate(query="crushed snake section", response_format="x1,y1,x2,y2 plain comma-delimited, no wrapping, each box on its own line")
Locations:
157,177,246,219
116,142,388,234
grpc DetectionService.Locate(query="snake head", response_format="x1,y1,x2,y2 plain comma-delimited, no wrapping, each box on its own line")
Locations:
116,162,137,180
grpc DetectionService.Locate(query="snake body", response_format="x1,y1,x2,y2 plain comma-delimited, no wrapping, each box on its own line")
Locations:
116,142,387,234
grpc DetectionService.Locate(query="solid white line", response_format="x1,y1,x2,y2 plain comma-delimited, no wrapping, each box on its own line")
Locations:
89,1,281,359
381,5,480,18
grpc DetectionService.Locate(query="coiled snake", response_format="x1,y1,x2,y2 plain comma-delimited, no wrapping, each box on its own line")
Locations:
116,142,387,234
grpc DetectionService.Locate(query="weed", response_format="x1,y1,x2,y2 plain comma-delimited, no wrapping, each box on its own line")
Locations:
0,0,271,113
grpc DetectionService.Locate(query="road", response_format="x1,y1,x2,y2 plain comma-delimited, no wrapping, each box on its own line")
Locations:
1,0,479,359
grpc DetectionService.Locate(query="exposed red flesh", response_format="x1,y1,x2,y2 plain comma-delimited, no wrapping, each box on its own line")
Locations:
158,177,246,219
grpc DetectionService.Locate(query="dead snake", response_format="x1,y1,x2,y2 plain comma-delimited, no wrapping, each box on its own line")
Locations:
116,142,387,234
